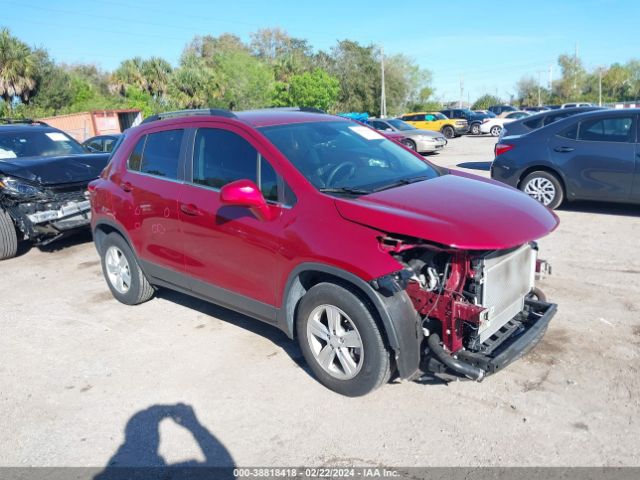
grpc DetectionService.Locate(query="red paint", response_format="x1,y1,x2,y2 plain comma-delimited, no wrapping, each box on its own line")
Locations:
90,110,558,314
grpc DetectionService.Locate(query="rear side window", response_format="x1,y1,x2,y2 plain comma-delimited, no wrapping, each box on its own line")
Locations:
127,130,183,179
558,123,578,140
578,117,634,143
140,130,183,178
523,117,543,129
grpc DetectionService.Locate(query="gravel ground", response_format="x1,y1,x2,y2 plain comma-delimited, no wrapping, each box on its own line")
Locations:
1,135,639,468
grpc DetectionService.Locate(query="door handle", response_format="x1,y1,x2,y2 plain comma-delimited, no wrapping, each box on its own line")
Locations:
180,203,202,216
554,146,574,153
120,181,133,192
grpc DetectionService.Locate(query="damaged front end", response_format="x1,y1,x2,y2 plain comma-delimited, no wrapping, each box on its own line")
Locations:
375,235,557,381
0,176,92,245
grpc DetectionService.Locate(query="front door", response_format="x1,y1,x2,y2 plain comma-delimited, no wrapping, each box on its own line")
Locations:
177,125,296,320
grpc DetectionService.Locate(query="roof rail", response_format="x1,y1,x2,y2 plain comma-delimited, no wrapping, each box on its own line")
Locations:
0,118,50,126
141,109,237,124
266,106,326,114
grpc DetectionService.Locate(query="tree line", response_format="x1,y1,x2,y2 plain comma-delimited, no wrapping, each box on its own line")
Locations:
0,27,435,118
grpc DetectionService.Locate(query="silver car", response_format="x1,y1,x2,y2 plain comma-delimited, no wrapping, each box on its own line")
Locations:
369,118,447,153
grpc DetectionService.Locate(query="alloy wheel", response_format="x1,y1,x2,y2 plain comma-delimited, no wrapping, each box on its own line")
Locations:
306,304,364,380
524,177,556,206
105,246,132,294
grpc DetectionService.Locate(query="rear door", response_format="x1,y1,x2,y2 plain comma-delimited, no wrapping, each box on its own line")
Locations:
549,113,636,201
120,128,187,277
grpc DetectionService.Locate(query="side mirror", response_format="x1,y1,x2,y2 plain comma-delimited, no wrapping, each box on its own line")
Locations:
219,179,274,221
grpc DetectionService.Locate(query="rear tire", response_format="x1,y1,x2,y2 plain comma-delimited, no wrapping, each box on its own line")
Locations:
0,208,18,260
490,125,502,136
99,232,154,305
441,126,455,139
296,282,391,396
519,171,564,210
470,123,481,135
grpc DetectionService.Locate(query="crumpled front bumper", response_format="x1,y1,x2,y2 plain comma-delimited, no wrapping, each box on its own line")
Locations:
423,298,557,379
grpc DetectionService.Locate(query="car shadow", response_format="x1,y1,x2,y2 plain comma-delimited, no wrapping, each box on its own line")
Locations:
11,229,93,259
155,288,309,372
456,161,492,171
94,403,235,480
561,200,640,218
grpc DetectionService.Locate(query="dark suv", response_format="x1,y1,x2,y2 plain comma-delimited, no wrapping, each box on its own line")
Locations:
0,119,109,259
90,108,558,396
440,108,491,135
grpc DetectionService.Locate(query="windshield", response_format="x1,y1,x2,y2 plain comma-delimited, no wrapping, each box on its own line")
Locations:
260,121,440,193
0,130,86,159
387,119,416,131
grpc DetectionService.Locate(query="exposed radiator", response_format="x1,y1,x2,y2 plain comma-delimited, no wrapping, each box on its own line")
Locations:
474,244,536,342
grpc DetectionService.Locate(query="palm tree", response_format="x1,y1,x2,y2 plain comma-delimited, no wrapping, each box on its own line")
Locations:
109,57,146,96
142,57,172,99
0,28,37,113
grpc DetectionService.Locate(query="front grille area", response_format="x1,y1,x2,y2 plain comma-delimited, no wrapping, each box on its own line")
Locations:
475,244,536,342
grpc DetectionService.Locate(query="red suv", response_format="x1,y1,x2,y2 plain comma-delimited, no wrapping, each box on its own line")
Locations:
89,108,559,396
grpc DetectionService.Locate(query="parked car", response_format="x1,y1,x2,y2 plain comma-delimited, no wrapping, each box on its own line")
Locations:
480,111,530,136
0,119,110,260
561,102,593,108
523,106,550,113
440,108,492,135
89,108,558,396
488,105,517,116
545,105,561,110
399,112,468,138
474,110,496,118
369,118,447,153
492,108,640,209
83,134,122,153
498,106,604,141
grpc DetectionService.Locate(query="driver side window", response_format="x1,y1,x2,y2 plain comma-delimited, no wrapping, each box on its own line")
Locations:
192,128,294,205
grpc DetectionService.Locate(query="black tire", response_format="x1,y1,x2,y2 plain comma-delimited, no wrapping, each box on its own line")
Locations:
490,125,502,137
529,287,547,302
99,232,154,305
519,170,564,210
441,125,455,139
403,138,417,151
296,282,391,396
0,208,18,260
470,123,481,135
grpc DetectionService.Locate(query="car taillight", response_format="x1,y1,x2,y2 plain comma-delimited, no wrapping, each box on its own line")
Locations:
495,143,514,157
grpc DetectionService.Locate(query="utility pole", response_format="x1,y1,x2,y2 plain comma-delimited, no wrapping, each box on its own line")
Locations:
380,46,387,118
536,70,545,106
548,64,553,90
573,42,579,95
598,67,603,106
459,75,464,108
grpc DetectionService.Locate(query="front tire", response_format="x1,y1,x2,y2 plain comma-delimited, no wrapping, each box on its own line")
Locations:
490,125,502,136
99,232,154,305
441,126,455,139
403,138,417,151
519,171,564,209
296,283,391,396
470,123,481,135
0,208,18,260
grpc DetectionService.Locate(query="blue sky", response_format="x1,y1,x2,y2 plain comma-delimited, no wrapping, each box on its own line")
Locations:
2,0,638,103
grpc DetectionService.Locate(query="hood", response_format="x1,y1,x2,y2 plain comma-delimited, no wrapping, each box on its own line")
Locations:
334,171,559,250
0,153,110,185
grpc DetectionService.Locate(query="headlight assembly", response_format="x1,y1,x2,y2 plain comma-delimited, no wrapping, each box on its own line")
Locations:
0,176,44,198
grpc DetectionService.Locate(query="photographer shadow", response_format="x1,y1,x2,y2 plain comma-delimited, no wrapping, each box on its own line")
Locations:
95,403,235,480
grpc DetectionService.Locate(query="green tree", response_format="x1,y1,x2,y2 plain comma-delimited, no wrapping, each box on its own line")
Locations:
328,40,379,114
472,94,502,110
272,68,339,111
142,57,172,99
250,28,312,83
0,28,38,112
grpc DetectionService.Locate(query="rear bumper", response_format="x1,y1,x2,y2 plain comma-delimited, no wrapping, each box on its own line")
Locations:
454,125,469,135
423,299,557,378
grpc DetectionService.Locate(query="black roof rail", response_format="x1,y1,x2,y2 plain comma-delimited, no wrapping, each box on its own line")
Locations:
141,109,237,124
265,106,326,114
0,118,50,126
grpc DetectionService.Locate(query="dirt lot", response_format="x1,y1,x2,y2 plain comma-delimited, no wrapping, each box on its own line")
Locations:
1,135,639,468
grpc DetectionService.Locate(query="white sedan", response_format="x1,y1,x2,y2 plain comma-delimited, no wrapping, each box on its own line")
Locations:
480,111,531,136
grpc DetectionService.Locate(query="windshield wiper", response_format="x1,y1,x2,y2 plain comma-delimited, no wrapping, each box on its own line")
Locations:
372,175,431,192
319,187,370,196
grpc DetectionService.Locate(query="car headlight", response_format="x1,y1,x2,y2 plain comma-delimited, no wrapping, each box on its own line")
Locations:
0,176,44,198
